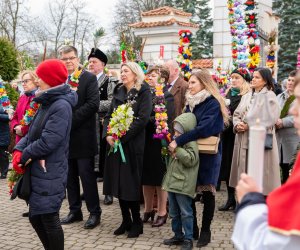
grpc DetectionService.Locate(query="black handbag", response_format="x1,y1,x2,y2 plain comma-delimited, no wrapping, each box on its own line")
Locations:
264,133,273,150
10,164,31,202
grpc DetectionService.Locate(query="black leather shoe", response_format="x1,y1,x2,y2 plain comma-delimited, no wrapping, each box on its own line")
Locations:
60,212,83,225
84,214,100,229
181,239,193,250
218,194,236,211
104,195,113,205
22,212,29,217
197,231,211,248
163,236,184,246
114,220,132,235
127,219,143,238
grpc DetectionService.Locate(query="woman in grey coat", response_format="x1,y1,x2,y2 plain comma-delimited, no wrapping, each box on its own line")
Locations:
276,70,300,183
229,68,281,195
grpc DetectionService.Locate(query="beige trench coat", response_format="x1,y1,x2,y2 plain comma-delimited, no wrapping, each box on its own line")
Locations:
229,88,281,195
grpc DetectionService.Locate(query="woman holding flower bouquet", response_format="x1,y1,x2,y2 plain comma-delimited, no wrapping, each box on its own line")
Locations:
142,65,175,227
13,59,77,250
103,62,152,238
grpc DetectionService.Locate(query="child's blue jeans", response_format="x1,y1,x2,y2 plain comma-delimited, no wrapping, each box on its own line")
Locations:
168,192,193,240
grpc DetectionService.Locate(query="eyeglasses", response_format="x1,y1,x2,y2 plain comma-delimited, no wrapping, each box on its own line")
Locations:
60,56,77,62
21,79,32,84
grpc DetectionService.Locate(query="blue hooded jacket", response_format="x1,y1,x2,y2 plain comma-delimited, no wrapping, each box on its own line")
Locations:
15,84,77,216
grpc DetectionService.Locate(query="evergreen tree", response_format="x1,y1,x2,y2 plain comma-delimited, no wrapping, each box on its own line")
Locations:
192,0,213,58
273,0,300,80
165,0,213,58
0,38,19,82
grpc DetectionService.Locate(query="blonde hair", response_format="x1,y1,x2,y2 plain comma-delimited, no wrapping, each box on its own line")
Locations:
21,70,39,86
121,62,145,91
239,79,251,96
191,69,229,125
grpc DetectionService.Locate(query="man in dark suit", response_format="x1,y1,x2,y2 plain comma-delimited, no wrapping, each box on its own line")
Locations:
59,45,101,229
164,60,188,117
88,48,117,205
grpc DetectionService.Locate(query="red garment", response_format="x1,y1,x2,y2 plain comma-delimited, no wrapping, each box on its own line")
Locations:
36,59,68,87
10,94,35,143
12,150,24,174
267,154,300,236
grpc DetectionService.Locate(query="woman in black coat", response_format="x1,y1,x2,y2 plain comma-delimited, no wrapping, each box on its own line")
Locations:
103,62,152,238
218,68,251,211
13,59,77,250
142,66,175,227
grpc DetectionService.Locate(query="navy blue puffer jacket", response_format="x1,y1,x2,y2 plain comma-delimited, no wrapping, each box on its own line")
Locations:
15,84,77,216
0,106,10,147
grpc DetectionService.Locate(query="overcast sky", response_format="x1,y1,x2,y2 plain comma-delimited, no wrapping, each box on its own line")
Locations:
27,0,213,52
28,0,119,51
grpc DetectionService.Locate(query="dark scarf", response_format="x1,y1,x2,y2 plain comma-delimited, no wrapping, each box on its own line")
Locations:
24,88,37,97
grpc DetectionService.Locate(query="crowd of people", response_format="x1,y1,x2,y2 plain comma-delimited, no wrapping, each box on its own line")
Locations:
0,44,300,250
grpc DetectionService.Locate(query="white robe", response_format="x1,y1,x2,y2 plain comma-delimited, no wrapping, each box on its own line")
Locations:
232,204,300,250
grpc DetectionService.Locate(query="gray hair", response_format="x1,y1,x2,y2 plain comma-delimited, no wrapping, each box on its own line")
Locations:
165,59,180,70
121,62,145,90
58,45,78,57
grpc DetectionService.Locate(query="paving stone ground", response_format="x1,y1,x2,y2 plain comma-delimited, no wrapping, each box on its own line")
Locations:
0,176,235,249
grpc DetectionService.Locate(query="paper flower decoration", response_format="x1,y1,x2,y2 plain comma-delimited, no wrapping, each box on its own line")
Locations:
227,0,249,68
213,60,231,97
245,0,260,72
20,101,40,126
153,78,172,160
0,78,14,119
177,30,193,81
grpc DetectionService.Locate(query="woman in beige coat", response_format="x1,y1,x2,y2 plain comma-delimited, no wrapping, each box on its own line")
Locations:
229,68,281,195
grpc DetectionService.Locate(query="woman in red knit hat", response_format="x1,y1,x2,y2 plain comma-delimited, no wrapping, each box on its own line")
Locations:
232,72,300,250
12,59,77,250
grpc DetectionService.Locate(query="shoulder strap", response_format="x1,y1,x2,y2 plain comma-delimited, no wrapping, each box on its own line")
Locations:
31,108,49,141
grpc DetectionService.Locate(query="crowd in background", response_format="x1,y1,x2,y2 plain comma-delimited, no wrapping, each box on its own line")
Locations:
0,45,300,250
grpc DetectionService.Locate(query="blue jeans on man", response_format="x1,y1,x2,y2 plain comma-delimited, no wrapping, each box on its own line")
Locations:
168,192,193,240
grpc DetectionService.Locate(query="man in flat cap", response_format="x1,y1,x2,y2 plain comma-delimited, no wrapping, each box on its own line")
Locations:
88,48,118,205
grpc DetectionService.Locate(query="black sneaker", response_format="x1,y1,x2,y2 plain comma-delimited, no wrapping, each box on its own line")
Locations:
163,236,184,246
181,239,193,250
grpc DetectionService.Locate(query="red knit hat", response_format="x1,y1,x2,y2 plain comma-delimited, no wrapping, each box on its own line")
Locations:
36,59,68,87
